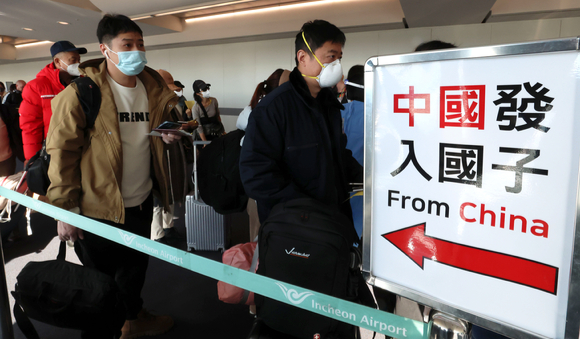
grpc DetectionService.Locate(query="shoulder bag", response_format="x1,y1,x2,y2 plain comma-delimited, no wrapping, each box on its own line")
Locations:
196,100,225,140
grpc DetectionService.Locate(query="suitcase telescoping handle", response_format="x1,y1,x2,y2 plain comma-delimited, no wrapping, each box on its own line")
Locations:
192,141,211,200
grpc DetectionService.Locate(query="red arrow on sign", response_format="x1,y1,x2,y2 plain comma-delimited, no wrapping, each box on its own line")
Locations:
382,223,558,294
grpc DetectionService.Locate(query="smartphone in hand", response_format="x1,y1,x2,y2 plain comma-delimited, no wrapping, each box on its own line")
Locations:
155,121,182,130
152,121,185,135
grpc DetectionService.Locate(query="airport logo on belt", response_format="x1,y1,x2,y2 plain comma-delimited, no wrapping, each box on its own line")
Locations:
118,230,137,246
276,283,313,305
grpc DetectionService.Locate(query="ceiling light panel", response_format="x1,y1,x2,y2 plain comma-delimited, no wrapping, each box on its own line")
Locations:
184,0,349,22
90,0,229,17
15,40,52,48
155,0,258,16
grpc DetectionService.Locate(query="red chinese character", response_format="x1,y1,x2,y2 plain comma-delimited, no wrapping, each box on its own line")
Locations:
393,86,430,127
440,85,485,129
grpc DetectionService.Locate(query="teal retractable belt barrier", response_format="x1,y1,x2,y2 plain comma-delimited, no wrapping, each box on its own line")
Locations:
0,187,429,339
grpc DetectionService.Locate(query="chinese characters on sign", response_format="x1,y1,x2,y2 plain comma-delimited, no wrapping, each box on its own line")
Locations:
393,86,430,127
390,140,432,181
440,86,485,130
392,84,551,193
439,143,484,188
495,82,553,132
491,148,548,194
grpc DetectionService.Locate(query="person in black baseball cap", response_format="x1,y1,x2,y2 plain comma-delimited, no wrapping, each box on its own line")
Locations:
191,79,224,142
172,80,189,119
192,79,210,94
173,80,185,89
50,40,88,57
50,41,88,77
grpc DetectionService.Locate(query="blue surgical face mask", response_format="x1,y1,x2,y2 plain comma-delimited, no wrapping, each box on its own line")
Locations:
105,45,147,76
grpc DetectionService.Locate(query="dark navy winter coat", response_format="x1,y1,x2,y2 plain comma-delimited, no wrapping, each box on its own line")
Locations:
240,68,363,223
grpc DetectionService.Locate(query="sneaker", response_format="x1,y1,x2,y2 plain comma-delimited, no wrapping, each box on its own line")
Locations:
163,227,183,240
120,309,174,339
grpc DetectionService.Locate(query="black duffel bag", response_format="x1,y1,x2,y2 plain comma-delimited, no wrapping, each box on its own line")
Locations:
12,242,125,339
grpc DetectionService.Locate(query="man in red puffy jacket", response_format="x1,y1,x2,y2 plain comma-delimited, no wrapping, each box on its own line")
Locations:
20,41,87,161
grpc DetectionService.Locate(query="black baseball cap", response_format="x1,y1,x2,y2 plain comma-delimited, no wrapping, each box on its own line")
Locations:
174,80,185,89
50,41,88,58
193,80,211,93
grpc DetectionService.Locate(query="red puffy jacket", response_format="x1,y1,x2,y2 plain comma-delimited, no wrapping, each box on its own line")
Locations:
20,63,65,159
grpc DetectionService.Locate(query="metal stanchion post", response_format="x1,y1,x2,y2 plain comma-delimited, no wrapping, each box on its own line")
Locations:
0,238,14,339
429,312,469,339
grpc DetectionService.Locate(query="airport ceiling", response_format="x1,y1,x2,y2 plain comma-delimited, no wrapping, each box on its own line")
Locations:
1,0,580,47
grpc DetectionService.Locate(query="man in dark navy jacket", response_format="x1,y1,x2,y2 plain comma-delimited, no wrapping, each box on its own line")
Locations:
240,20,362,223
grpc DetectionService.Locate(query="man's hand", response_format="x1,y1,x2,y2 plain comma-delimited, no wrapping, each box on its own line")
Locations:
181,120,198,130
57,221,84,242
161,132,182,144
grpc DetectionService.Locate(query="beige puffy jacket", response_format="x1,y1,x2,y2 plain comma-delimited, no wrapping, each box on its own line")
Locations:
47,59,181,224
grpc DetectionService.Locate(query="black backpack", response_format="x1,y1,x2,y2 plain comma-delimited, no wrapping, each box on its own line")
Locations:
26,77,101,196
197,129,248,214
5,91,23,107
256,198,374,339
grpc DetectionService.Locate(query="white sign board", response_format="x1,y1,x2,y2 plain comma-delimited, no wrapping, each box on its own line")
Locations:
364,39,580,339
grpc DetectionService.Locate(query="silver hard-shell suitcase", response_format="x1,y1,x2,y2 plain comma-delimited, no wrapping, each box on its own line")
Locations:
185,141,229,251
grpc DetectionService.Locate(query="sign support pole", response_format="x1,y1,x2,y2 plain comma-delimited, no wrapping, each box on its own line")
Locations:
429,312,468,339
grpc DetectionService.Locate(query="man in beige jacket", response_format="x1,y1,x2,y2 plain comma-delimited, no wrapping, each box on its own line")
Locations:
47,14,181,339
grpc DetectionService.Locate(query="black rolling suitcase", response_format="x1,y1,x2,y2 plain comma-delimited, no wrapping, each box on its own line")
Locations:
185,141,230,251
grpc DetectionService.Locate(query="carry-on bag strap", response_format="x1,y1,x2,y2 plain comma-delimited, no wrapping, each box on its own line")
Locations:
194,142,199,200
13,302,40,339
56,240,67,261
192,141,211,200
240,242,259,304
200,102,209,119
72,77,101,128
62,240,99,269
57,240,99,268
